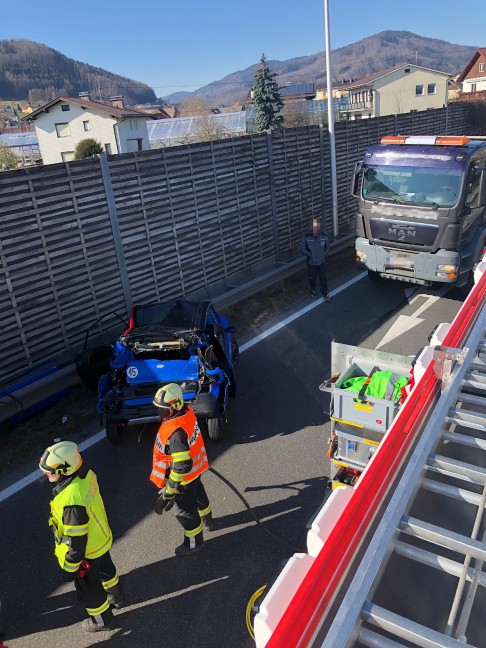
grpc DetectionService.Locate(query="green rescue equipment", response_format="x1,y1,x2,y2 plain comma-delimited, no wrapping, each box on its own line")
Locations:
342,369,409,402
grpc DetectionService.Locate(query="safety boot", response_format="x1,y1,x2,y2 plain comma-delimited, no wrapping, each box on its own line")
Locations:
175,543,203,556
106,583,124,609
83,608,114,633
200,511,214,532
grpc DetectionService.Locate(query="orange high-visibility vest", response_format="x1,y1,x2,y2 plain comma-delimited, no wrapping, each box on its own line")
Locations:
150,407,209,489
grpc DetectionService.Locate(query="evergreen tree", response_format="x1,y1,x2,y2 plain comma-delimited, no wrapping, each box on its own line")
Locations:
0,142,18,170
252,54,283,131
74,138,103,160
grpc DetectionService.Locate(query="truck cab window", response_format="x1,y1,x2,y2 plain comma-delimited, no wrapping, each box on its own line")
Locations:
465,166,481,207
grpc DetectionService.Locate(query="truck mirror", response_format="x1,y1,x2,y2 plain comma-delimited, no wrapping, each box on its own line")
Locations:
351,161,363,198
479,168,486,208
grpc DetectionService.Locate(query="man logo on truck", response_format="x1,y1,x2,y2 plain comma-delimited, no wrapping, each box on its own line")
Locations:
388,226,416,241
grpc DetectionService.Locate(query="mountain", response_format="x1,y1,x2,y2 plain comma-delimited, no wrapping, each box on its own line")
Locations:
164,31,476,106
0,39,156,105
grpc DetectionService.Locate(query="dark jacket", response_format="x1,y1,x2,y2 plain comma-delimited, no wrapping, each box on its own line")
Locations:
300,232,329,266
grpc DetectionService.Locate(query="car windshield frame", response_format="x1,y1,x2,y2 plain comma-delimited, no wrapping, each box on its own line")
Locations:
133,300,211,332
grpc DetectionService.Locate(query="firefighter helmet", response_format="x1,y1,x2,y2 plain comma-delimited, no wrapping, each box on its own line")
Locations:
39,440,82,476
153,383,184,415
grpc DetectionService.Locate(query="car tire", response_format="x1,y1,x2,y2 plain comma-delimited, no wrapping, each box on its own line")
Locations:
367,269,382,282
106,420,127,443
207,416,224,442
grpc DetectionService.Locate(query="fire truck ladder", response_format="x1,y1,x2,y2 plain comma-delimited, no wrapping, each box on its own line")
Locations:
321,303,486,648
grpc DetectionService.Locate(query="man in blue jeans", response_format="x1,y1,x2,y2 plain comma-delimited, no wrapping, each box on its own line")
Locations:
300,218,330,301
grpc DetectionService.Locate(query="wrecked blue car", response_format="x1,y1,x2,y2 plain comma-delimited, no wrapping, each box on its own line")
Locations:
84,300,238,442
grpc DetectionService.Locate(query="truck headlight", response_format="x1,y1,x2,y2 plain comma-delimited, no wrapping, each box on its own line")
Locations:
356,250,367,262
437,264,457,273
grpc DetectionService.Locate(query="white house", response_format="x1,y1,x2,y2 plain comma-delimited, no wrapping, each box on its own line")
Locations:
456,48,486,95
23,93,152,165
337,63,451,121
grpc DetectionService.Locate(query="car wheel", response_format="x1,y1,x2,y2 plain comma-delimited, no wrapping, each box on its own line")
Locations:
207,416,224,442
106,420,127,443
367,269,382,282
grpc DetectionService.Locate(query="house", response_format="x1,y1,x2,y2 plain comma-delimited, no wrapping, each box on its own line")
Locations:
337,63,451,120
456,48,486,100
22,93,153,165
278,83,316,103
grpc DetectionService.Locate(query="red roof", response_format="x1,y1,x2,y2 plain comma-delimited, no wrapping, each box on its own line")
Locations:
24,96,153,121
456,48,486,83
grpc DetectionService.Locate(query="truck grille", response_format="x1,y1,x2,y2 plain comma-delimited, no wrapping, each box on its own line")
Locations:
370,219,438,246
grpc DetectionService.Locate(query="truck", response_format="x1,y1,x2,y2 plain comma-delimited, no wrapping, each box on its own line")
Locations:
352,135,486,288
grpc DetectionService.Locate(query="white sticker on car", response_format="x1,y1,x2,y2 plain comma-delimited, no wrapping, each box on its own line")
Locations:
127,366,138,378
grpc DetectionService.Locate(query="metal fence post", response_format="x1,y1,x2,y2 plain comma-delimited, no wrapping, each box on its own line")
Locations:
98,153,133,314
266,130,280,264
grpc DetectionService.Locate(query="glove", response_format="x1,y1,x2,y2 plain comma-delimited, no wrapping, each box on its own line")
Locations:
154,485,178,515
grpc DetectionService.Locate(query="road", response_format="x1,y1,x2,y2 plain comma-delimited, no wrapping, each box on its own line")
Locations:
0,274,465,647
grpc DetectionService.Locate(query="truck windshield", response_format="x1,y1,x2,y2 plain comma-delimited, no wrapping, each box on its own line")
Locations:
362,164,463,207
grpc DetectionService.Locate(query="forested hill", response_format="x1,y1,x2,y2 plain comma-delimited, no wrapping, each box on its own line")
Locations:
165,31,476,106
0,40,156,105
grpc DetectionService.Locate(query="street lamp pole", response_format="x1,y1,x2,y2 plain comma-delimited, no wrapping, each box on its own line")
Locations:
324,0,339,238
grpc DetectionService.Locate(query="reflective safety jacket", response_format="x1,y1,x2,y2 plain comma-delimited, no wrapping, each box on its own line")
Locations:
342,371,409,402
49,466,113,573
150,406,209,490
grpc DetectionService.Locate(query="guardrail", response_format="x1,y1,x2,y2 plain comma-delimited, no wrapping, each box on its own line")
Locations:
254,256,486,647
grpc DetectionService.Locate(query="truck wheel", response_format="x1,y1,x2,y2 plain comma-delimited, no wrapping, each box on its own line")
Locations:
207,416,224,442
106,420,127,443
367,269,382,282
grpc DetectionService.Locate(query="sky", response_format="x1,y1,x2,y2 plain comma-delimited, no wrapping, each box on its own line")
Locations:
2,0,486,98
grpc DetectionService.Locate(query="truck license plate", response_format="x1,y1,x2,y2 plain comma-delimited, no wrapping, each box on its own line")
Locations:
386,254,414,269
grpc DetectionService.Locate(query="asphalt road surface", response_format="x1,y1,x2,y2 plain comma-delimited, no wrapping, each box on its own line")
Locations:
0,274,465,648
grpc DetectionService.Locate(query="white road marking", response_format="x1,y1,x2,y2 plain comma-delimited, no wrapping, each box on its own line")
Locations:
0,273,368,503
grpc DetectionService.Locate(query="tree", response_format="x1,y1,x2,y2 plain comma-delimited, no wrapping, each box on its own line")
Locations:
192,115,227,143
283,101,310,128
252,54,283,131
178,97,210,117
0,142,18,170
74,138,103,160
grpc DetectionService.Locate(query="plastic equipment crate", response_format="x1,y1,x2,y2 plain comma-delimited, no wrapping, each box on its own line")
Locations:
333,422,383,468
321,343,412,433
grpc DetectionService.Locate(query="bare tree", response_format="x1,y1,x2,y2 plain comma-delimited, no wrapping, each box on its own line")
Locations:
282,101,310,128
191,115,227,143
0,142,18,170
178,97,210,117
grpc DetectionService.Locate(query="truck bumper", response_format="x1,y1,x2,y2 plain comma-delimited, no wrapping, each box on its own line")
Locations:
355,238,460,286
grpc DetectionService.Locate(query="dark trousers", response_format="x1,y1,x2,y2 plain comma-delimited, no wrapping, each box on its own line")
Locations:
307,262,328,297
175,477,210,548
75,551,118,619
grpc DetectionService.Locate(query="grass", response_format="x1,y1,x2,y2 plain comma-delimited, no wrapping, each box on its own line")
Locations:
0,245,357,469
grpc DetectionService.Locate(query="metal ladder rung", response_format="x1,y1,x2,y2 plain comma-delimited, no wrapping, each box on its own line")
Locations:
394,539,486,587
361,601,476,648
359,627,410,648
399,515,486,562
442,429,486,450
445,416,486,433
462,379,486,392
454,392,486,407
422,477,485,507
427,454,486,484
469,361,486,372
465,371,486,384
447,407,486,427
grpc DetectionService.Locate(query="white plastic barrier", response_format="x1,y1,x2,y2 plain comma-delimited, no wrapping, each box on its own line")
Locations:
254,553,315,648
306,486,354,557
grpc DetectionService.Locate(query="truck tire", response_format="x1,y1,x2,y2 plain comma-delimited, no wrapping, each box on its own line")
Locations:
207,416,224,442
367,269,382,282
106,420,127,443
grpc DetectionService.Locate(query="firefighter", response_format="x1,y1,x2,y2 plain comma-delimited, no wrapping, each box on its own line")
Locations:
151,383,213,556
39,440,123,632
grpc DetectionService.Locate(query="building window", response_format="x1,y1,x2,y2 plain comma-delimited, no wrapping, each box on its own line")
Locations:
415,85,424,96
61,104,70,111
105,143,112,155
404,68,411,74
427,83,436,95
479,62,485,72
470,83,477,92
61,151,75,162
83,120,90,131
129,120,139,131
55,123,71,138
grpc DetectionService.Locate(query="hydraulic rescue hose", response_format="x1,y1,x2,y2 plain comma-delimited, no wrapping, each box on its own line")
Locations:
208,467,306,642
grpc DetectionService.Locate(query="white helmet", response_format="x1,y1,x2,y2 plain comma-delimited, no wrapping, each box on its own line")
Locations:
153,383,184,416
39,441,82,476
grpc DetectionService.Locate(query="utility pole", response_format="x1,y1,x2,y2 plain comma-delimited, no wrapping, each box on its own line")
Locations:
324,0,339,238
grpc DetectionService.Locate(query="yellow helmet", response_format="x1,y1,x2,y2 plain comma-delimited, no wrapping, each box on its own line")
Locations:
153,383,184,415
39,440,82,476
